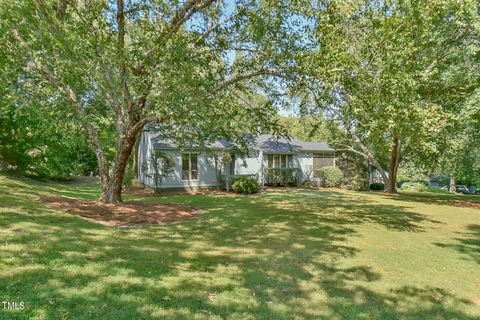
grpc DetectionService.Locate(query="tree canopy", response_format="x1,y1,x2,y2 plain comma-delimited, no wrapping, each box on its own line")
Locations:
294,0,480,192
1,0,299,202
0,0,479,195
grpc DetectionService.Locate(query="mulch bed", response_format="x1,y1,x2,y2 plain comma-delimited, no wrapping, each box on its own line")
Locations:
451,200,480,209
124,186,233,197
41,196,204,227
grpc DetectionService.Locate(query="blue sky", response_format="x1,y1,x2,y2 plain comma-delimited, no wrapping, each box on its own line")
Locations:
183,0,307,116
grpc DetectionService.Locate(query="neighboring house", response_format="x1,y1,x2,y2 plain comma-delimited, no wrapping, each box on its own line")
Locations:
138,129,335,190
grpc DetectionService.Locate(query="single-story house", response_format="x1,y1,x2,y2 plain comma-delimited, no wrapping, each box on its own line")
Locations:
138,129,336,190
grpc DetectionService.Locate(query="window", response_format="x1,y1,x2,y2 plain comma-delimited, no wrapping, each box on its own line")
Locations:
267,154,293,168
313,152,335,170
182,153,198,180
313,153,334,158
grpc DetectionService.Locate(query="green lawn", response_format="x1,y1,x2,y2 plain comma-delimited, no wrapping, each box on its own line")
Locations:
0,175,479,319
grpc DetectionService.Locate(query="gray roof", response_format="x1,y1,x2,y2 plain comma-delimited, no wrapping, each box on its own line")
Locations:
152,137,230,150
151,133,333,153
254,134,333,153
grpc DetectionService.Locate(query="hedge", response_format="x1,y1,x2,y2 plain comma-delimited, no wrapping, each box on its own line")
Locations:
317,166,343,188
231,176,260,194
345,176,369,191
369,183,384,191
265,168,302,187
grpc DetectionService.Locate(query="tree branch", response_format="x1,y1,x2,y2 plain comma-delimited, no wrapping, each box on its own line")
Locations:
211,69,285,94
117,0,134,121
195,7,242,45
346,126,389,184
13,28,110,185
169,0,216,36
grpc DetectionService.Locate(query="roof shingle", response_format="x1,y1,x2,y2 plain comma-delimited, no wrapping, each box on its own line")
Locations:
150,133,333,153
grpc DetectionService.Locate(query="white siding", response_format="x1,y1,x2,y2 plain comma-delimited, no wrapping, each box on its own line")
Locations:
138,131,332,188
296,152,314,182
138,132,223,189
161,151,220,188
138,131,154,183
232,151,315,183
234,150,263,177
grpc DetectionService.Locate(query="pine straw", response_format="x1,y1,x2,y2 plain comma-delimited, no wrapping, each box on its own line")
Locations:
124,186,234,197
41,196,204,227
452,200,480,209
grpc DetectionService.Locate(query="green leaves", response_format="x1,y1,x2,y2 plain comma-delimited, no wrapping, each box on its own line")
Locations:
295,0,480,181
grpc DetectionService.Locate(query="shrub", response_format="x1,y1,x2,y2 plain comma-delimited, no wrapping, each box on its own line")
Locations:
123,167,135,188
396,179,410,188
426,186,449,194
318,166,343,188
413,180,429,186
414,183,426,192
400,182,426,192
345,176,369,191
400,183,414,191
142,151,175,192
231,176,260,194
265,168,302,187
370,183,384,191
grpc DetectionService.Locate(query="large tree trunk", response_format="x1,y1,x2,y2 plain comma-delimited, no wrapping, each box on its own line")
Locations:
102,125,142,203
98,0,134,204
385,136,400,193
101,121,146,203
450,176,456,193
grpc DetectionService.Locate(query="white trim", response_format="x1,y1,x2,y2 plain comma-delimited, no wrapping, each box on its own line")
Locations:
266,154,294,169
181,152,199,181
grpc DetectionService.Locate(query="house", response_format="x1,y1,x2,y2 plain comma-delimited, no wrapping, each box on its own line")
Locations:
138,129,336,190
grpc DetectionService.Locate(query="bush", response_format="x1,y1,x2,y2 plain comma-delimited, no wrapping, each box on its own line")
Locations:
318,166,343,188
123,167,135,188
396,179,410,188
345,176,369,191
370,183,384,191
415,180,429,186
414,183,426,192
400,183,414,191
231,176,260,194
265,168,302,187
400,182,426,192
426,186,449,194
142,151,175,192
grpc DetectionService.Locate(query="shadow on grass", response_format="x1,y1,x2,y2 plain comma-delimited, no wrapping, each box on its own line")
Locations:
375,191,480,207
435,224,480,266
0,178,477,319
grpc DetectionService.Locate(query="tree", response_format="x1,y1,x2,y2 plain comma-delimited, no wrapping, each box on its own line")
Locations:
142,150,175,193
296,0,480,192
274,115,333,142
2,0,297,203
437,93,480,190
211,151,232,191
0,44,98,178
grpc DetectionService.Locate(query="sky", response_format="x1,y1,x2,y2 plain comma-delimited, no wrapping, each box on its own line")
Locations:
121,0,307,117
183,0,311,116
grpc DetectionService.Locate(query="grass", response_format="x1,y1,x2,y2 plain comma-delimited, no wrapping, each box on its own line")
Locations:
0,175,479,319
425,186,451,194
